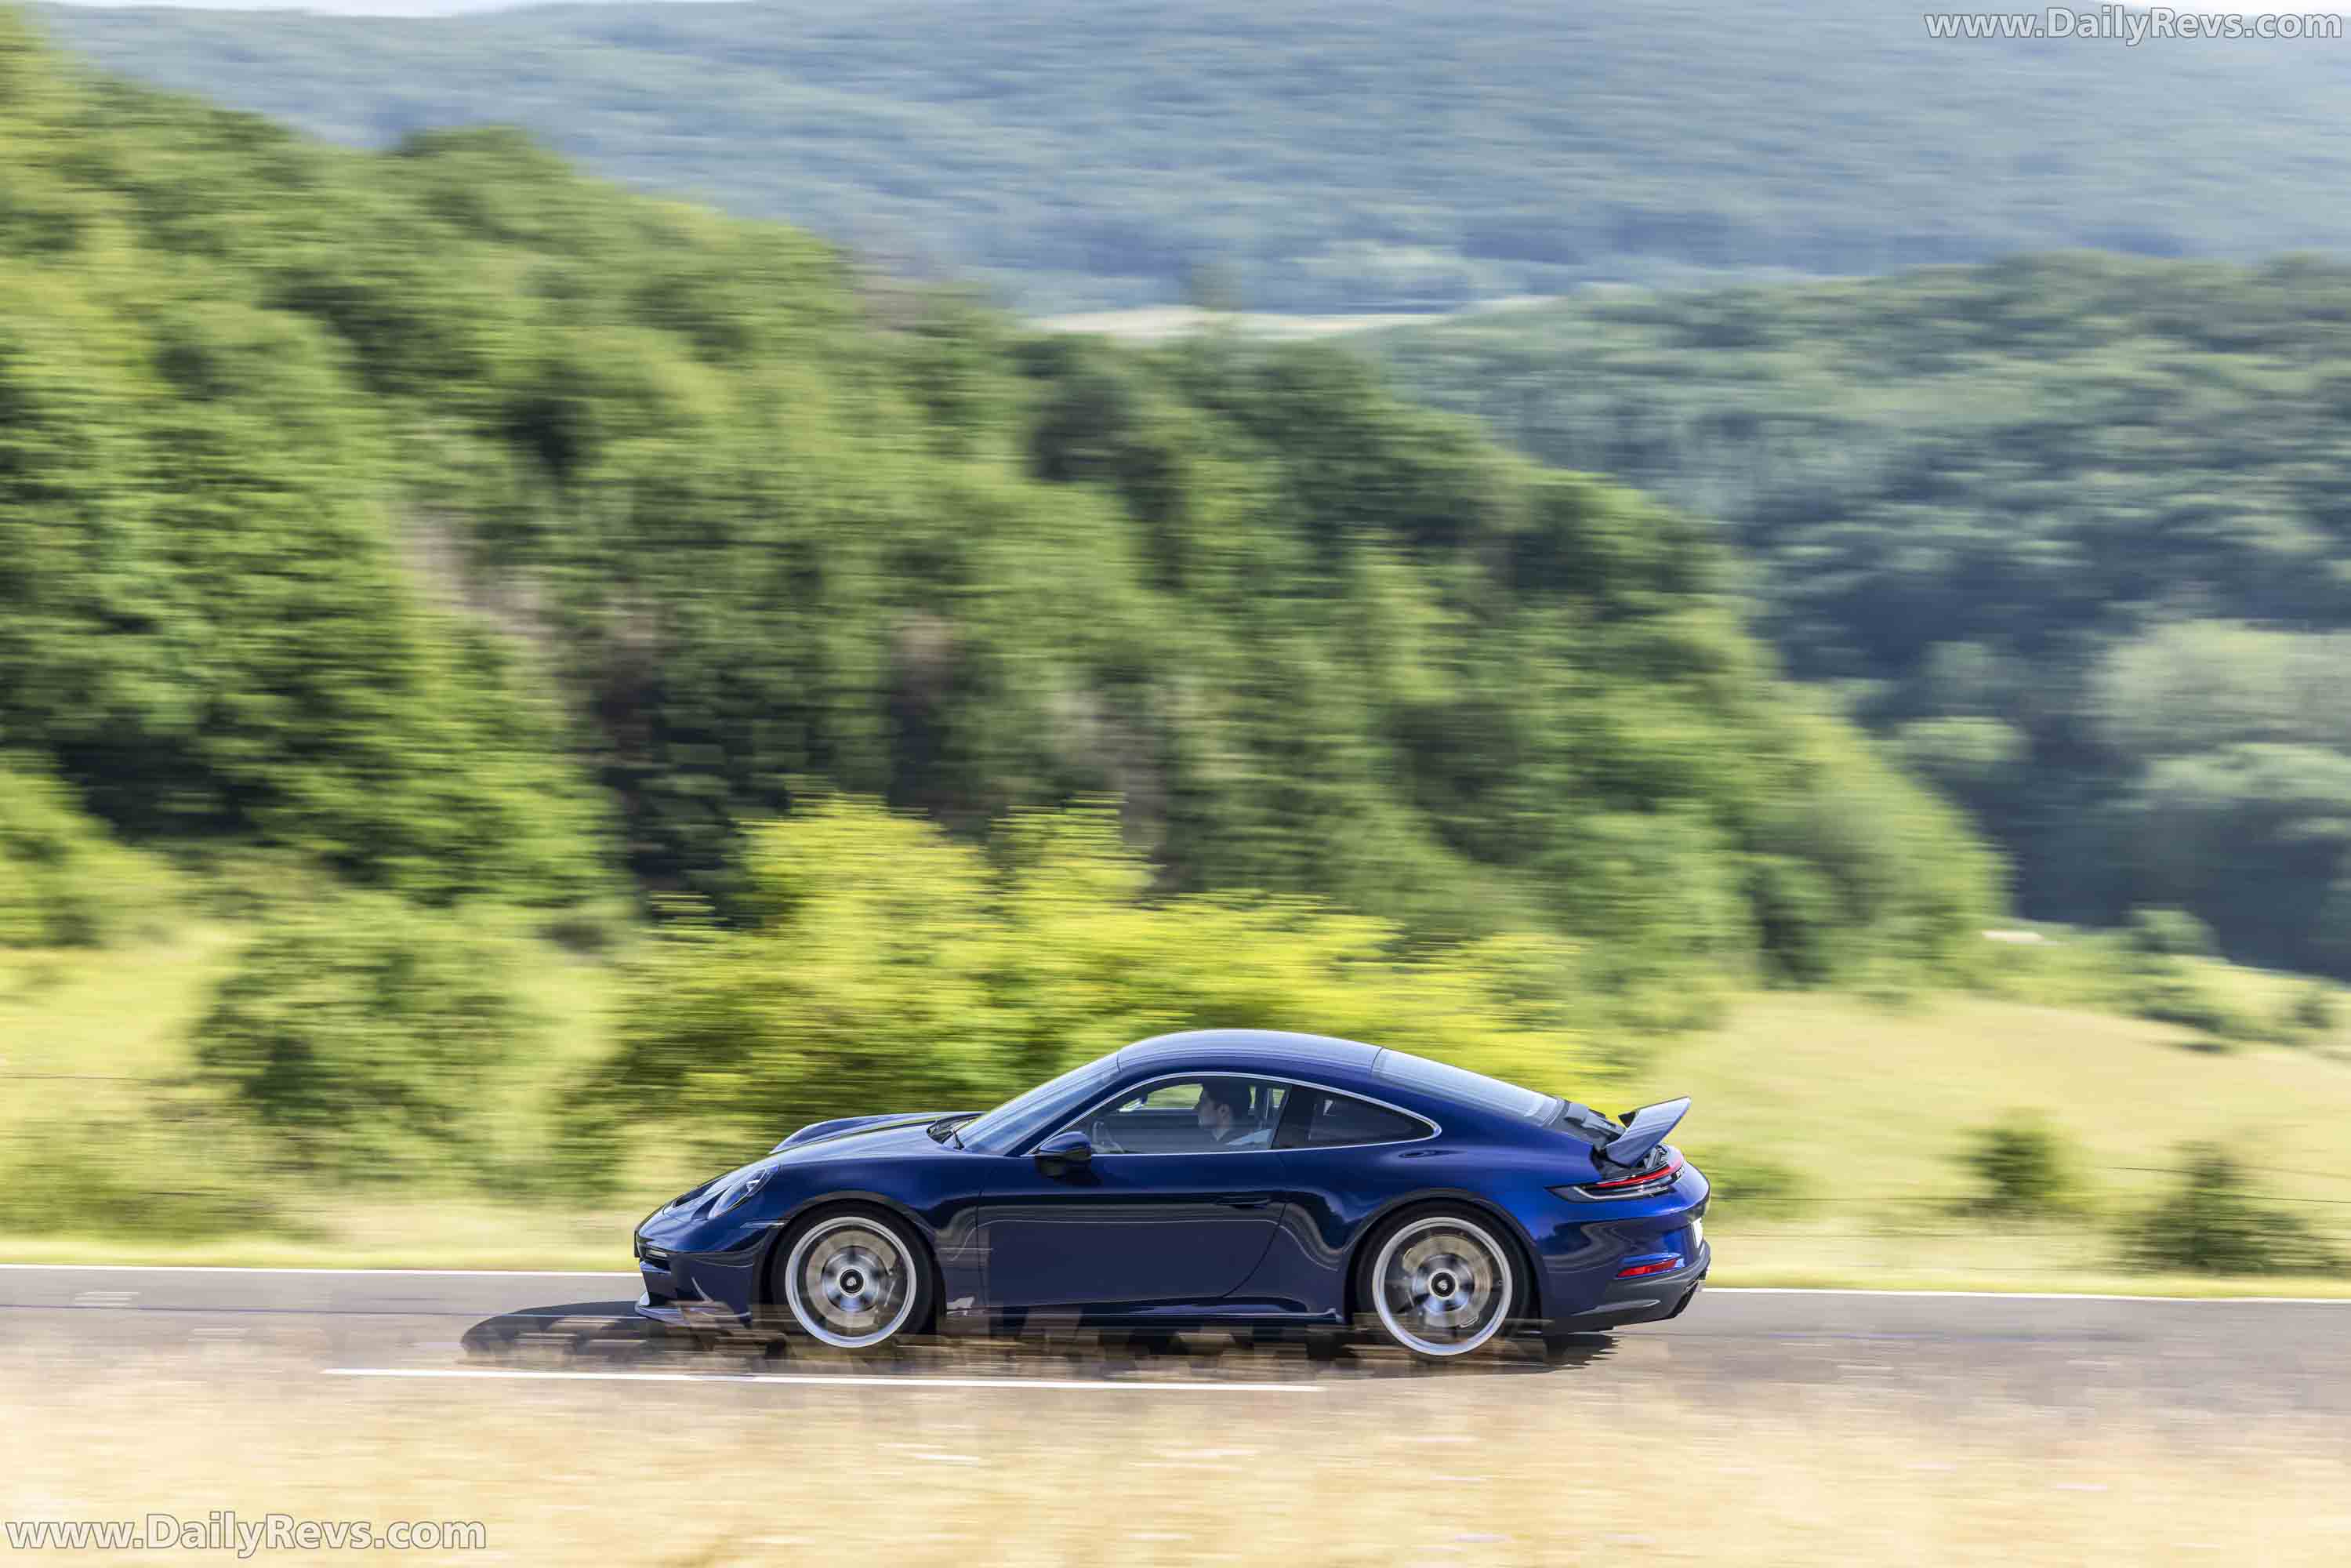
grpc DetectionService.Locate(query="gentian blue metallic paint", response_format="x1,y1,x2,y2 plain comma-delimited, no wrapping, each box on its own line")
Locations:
632,1029,1710,1353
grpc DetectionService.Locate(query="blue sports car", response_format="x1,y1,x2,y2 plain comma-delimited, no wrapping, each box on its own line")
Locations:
633,1029,1708,1360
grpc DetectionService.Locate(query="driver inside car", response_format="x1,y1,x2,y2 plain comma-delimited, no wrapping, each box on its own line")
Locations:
1196,1079,1274,1149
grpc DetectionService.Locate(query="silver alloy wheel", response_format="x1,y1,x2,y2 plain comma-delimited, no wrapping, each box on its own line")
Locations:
783,1216,919,1349
1371,1214,1514,1358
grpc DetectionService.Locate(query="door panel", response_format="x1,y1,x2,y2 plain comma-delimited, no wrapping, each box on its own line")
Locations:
977,1150,1290,1309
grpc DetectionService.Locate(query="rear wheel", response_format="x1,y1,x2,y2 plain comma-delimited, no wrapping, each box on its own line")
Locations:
774,1208,933,1352
1359,1210,1515,1361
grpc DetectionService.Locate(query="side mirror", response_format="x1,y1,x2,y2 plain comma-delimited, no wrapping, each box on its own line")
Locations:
1034,1129,1095,1172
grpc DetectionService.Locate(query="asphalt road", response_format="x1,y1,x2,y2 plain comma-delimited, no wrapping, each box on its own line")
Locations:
4,1265,2347,1415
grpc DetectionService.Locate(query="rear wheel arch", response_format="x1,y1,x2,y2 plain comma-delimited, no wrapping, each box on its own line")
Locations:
1342,1192,1546,1331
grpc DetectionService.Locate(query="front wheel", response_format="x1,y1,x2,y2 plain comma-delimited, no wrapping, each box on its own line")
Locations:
1359,1210,1516,1361
775,1208,934,1352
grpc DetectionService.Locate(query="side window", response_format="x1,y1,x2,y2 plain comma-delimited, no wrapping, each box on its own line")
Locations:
1068,1076,1288,1153
1280,1091,1430,1149
1123,1083,1203,1112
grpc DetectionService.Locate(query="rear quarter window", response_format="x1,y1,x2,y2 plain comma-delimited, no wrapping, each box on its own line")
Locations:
1283,1091,1431,1148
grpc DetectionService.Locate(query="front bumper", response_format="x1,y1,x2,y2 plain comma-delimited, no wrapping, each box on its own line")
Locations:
634,1232,762,1330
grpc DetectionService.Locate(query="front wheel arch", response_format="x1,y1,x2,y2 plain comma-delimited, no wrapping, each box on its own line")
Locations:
763,1199,942,1343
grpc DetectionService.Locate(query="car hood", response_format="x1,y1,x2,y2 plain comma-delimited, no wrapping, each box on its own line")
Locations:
764,1116,955,1166
648,1118,962,1236
771,1109,971,1153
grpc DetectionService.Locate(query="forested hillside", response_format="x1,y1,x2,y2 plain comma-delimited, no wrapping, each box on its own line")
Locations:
1368,254,2351,975
37,0,2351,313
0,11,1998,1044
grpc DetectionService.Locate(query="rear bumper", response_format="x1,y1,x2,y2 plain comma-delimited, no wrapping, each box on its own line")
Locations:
1546,1240,1709,1332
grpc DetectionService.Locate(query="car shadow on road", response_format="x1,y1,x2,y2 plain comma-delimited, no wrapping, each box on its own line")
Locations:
459,1301,1619,1380
458,1300,661,1362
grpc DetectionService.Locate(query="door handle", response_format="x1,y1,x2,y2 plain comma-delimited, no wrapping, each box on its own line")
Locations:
1214,1192,1275,1209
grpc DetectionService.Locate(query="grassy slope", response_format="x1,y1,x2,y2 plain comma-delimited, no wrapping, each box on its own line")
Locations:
8,931,2349,1291
1634,989,2351,1294
0,925,664,1271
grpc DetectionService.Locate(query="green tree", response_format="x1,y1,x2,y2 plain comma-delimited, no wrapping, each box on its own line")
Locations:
0,20,1999,1013
0,756,151,947
1958,1115,2074,1214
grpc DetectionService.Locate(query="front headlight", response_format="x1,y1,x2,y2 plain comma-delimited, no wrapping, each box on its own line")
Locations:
706,1165,774,1217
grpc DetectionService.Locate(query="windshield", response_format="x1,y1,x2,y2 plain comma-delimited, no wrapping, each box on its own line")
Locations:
956,1053,1120,1154
1371,1048,1561,1123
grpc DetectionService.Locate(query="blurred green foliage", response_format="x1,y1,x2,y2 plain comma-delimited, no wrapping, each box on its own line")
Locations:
1971,925,2348,1052
1373,254,2351,975
191,896,540,1179
2118,1143,2341,1276
0,14,1999,1029
581,798,1598,1150
0,108,615,909
36,0,2351,314
2127,909,2216,960
0,1112,274,1238
1679,1148,1805,1220
2288,985,2338,1040
0,755,154,946
1958,1115,2073,1215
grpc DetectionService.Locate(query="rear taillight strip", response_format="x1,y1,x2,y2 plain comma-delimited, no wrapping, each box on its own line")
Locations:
1588,1156,1684,1191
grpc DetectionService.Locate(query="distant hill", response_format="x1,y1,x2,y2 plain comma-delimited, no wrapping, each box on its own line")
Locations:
35,0,2351,313
1366,254,2351,975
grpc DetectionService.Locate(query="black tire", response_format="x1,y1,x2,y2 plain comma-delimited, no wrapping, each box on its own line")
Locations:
1354,1206,1519,1363
769,1204,936,1354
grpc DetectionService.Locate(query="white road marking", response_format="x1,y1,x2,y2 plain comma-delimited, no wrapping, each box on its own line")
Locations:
0,1264,639,1279
322,1367,1322,1393
1709,1288,2351,1305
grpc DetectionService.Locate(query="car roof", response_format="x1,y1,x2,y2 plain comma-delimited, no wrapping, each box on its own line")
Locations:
1115,1029,1565,1129
1119,1029,1384,1076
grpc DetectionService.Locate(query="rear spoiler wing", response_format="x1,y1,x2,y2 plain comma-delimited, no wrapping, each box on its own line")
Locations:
1602,1096,1691,1168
